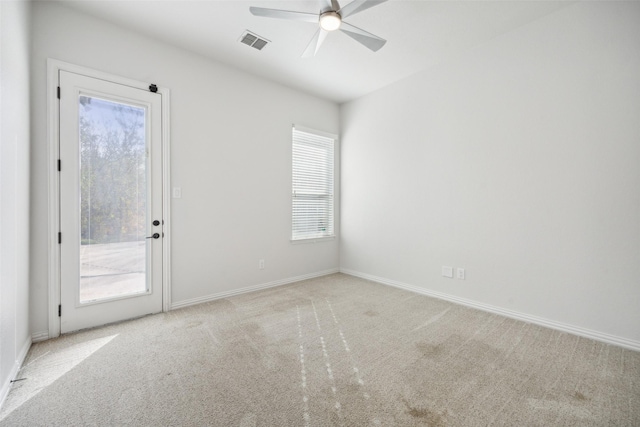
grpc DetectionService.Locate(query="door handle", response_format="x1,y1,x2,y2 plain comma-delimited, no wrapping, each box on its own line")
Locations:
146,233,160,239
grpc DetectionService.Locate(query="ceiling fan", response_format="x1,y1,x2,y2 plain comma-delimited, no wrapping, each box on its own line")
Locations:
250,0,388,57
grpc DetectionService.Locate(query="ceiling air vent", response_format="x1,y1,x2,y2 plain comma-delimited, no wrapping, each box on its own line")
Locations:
239,31,270,51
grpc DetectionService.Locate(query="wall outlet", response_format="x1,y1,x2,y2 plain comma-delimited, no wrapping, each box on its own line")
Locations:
442,266,454,278
259,259,265,270
457,268,465,280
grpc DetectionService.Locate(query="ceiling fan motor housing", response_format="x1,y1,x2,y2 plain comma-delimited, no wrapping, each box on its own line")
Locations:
319,11,342,31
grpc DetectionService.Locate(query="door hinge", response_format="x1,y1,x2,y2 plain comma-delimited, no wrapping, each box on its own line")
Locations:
149,84,158,93
58,305,61,317
58,232,62,244
57,159,61,171
57,86,60,99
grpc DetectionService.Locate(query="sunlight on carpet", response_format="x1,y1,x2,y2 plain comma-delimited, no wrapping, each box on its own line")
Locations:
0,335,118,421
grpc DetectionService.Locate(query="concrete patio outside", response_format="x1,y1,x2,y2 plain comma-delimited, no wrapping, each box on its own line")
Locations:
80,241,147,302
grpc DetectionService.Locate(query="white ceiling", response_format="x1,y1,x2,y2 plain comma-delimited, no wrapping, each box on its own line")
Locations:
56,0,572,104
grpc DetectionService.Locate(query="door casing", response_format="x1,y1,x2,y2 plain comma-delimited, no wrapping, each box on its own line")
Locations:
47,59,172,339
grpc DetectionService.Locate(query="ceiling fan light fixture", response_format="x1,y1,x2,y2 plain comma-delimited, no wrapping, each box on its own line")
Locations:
319,11,342,31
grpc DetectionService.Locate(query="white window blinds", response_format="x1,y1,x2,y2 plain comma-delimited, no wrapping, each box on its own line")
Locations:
292,126,335,241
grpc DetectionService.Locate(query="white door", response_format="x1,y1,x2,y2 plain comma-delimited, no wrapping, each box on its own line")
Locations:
59,71,163,333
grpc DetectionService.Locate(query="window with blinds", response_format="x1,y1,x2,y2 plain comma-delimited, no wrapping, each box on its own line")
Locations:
292,126,335,241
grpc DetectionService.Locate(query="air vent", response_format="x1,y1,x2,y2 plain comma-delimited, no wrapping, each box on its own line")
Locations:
239,31,270,51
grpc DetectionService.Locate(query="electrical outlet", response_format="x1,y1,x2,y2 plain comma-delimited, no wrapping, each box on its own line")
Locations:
457,268,465,280
442,266,454,278
259,259,265,270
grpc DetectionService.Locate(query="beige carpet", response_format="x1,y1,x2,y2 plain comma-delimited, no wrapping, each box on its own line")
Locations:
2,273,639,426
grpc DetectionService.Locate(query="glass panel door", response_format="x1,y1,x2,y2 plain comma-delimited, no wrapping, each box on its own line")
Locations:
59,70,163,333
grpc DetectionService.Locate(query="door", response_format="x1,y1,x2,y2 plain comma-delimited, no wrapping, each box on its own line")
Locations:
59,71,163,333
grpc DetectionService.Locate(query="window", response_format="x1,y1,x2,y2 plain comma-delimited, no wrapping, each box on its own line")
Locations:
292,125,335,241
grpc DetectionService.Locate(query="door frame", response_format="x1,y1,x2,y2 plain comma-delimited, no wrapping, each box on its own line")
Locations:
47,59,172,338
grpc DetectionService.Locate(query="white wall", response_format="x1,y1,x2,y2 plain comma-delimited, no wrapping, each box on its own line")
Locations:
30,2,340,336
1,0,32,405
341,2,640,344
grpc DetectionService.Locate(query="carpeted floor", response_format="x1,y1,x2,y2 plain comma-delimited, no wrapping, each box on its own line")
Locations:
1,273,639,426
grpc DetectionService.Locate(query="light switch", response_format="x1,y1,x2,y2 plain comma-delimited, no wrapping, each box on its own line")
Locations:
442,266,454,278
173,187,182,198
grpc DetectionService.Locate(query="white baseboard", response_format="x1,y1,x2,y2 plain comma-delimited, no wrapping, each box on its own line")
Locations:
0,335,31,411
16,337,30,371
171,268,340,310
341,268,640,352
31,331,49,343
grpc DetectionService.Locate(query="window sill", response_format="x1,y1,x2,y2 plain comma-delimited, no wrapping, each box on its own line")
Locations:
290,236,335,244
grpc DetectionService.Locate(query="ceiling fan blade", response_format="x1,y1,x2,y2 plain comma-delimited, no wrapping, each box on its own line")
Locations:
250,7,318,23
338,0,387,19
339,22,386,52
320,0,339,11
302,28,329,58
